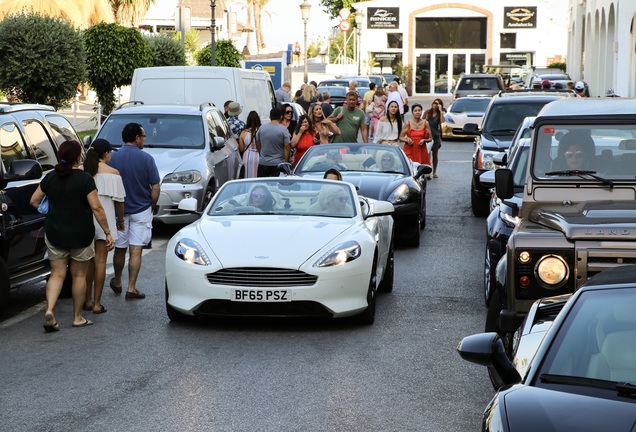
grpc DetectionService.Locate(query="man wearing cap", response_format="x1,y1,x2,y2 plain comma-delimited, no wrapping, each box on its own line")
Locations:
227,102,246,140
541,79,552,89
574,81,586,97
108,123,160,301
223,100,233,118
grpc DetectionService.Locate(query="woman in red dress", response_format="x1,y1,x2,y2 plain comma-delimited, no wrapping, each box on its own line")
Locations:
291,115,316,165
400,103,433,175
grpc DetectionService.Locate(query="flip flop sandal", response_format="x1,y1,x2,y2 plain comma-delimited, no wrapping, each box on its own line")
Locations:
93,305,107,314
43,321,60,333
72,319,94,328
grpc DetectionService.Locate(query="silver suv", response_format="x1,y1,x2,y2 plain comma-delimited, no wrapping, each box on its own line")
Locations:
87,102,241,224
453,73,505,99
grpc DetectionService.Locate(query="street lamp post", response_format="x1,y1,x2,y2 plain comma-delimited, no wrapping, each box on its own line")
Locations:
354,9,365,76
300,0,311,84
210,0,217,66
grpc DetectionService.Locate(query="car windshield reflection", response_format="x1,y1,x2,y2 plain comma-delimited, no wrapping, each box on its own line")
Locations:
208,179,356,218
296,144,408,175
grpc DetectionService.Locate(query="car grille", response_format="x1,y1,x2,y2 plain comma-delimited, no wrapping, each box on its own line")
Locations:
576,247,636,286
206,268,317,287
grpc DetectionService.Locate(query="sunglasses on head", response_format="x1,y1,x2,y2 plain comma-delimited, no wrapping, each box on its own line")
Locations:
564,151,585,158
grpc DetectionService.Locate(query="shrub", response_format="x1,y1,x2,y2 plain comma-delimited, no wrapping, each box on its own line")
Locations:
84,23,152,116
195,39,243,67
0,13,85,109
145,34,186,66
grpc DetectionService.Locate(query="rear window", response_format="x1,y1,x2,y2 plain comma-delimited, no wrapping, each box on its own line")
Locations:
458,78,501,91
483,102,549,134
450,98,491,113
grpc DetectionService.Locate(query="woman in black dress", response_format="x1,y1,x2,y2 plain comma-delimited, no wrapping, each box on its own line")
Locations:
424,98,446,178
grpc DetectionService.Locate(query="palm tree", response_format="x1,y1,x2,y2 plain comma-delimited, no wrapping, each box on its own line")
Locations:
110,0,153,27
0,0,115,27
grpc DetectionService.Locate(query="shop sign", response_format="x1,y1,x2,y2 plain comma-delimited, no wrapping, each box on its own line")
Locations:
367,7,399,29
504,7,537,29
372,53,399,60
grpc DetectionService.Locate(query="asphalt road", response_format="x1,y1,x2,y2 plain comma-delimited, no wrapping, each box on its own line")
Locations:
0,138,494,431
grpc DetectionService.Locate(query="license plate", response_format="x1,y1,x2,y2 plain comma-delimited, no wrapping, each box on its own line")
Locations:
231,289,291,302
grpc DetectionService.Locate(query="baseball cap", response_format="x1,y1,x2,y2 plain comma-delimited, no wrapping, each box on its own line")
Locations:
542,79,552,86
91,138,117,154
575,81,585,90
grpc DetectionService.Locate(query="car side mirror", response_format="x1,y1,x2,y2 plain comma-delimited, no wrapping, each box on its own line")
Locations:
462,123,480,135
177,197,200,214
495,168,514,199
210,136,225,150
414,163,432,180
83,135,93,148
457,332,522,387
4,159,43,181
277,162,293,175
493,151,508,166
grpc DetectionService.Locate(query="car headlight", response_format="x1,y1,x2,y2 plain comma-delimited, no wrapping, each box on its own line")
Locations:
387,183,410,204
314,241,361,268
163,170,202,184
174,238,211,266
535,255,569,289
479,150,498,171
444,115,455,124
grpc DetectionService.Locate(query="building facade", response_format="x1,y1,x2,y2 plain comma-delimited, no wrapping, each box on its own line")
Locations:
353,0,567,95
567,0,636,97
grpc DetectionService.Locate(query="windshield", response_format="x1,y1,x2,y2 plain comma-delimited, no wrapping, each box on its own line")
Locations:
538,288,636,386
449,98,491,114
483,102,550,134
295,144,408,175
98,114,205,149
532,124,636,180
208,179,356,218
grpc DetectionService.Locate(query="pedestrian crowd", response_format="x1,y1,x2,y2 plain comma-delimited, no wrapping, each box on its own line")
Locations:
31,122,160,332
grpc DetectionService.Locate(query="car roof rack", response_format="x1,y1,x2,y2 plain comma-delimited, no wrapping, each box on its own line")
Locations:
116,100,144,110
0,102,55,114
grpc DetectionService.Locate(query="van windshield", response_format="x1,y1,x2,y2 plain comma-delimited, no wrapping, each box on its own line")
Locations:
98,114,205,149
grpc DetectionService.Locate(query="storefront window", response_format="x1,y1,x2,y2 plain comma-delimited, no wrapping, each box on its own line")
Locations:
500,33,517,49
416,54,431,93
415,18,487,49
387,33,403,49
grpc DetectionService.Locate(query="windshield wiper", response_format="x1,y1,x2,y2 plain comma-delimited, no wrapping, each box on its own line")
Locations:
488,129,518,134
544,170,614,189
540,373,616,390
616,381,636,396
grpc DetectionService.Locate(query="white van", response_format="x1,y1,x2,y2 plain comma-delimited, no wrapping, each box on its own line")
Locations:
129,66,277,122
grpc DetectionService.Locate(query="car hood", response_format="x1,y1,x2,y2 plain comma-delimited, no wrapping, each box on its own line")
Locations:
197,217,354,268
502,386,636,431
530,201,636,240
340,172,408,199
143,147,204,178
481,134,514,152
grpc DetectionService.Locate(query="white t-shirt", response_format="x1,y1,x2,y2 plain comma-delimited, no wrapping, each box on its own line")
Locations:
386,91,404,115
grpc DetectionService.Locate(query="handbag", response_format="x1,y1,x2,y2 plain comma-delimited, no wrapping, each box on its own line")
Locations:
38,195,49,214
403,104,409,114
365,101,375,114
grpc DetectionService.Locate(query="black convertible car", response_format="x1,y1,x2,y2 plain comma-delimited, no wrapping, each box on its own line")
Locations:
458,265,636,431
292,143,431,247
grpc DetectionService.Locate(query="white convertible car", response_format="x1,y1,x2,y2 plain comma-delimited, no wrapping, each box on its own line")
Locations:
165,177,395,325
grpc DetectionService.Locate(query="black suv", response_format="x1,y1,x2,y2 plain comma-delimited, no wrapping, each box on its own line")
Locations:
463,89,578,216
0,103,82,311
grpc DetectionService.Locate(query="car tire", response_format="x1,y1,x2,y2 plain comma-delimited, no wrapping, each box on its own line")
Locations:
201,184,215,211
471,184,490,217
355,258,377,325
407,216,421,248
485,287,503,334
0,258,9,313
165,282,195,322
484,247,495,307
378,241,394,293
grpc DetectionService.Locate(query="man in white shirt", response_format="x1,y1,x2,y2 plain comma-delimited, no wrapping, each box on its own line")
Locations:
386,82,405,117
393,77,409,109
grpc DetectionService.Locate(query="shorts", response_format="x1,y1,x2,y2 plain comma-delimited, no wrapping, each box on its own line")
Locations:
115,207,153,248
45,235,95,262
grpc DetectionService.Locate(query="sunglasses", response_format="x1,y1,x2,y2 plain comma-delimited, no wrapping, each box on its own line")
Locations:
285,110,293,114
251,191,266,198
382,158,393,162
564,151,585,158
138,134,147,138
335,196,347,203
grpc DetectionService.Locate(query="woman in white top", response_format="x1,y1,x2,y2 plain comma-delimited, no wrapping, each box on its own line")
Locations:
373,100,403,145
239,111,262,178
83,139,125,314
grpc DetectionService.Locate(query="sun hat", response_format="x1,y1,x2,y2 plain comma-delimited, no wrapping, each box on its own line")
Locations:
575,81,585,90
228,102,242,116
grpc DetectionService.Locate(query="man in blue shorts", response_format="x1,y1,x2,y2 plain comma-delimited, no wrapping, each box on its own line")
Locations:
109,123,160,300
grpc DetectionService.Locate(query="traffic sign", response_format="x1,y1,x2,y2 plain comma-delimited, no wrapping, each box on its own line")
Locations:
339,20,351,32
338,8,351,20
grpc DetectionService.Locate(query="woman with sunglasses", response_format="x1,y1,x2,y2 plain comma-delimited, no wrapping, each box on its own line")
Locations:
280,103,297,137
308,103,340,144
247,184,276,211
